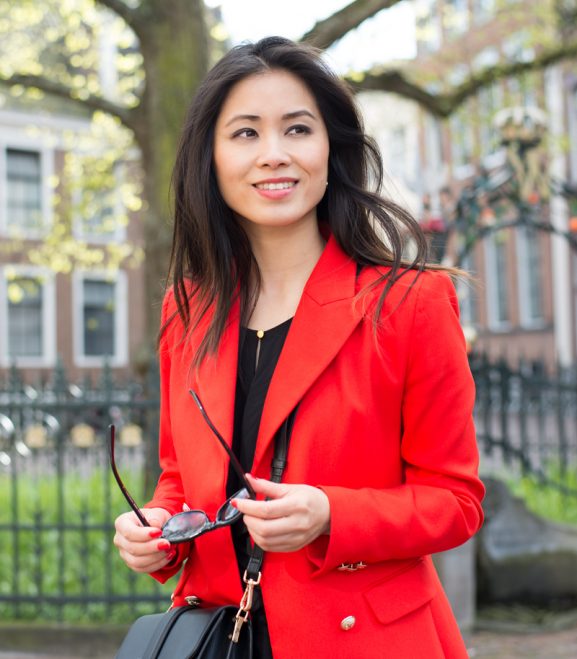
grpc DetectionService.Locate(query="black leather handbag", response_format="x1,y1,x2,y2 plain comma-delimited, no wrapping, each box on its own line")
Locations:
115,604,251,659
114,408,297,659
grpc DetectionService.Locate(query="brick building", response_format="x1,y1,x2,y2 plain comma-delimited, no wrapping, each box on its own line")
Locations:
413,0,577,366
0,100,146,382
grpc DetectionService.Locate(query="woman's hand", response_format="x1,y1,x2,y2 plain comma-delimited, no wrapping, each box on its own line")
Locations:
233,474,331,552
114,507,175,573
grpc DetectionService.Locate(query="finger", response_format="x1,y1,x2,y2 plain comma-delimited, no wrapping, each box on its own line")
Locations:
114,530,173,557
115,509,168,542
232,496,289,520
243,522,309,552
119,548,176,573
245,474,289,499
243,514,294,539
116,518,162,543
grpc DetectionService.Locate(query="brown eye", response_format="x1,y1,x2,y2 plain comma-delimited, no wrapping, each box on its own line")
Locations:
233,128,258,138
287,124,311,136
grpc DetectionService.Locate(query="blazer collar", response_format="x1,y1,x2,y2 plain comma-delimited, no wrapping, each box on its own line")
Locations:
192,235,363,471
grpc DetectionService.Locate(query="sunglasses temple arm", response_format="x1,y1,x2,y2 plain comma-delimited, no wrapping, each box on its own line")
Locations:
189,390,257,499
108,425,151,528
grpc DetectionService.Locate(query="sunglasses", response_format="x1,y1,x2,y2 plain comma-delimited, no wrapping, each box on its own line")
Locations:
108,390,256,544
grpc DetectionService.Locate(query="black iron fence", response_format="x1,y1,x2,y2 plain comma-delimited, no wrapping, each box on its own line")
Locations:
470,353,577,496
0,354,576,622
0,361,170,623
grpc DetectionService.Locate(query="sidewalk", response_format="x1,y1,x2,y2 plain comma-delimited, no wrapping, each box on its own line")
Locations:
1,625,577,659
469,626,577,658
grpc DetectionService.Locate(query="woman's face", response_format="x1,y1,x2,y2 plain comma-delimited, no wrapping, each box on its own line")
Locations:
213,69,329,235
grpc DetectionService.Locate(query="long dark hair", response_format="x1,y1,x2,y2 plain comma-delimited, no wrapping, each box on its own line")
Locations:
164,36,430,365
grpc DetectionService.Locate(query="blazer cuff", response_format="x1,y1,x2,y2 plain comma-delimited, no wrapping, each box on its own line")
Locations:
305,485,368,577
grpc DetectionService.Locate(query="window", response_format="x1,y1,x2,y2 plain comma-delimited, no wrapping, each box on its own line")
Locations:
84,280,115,356
443,0,469,39
73,271,127,366
0,267,55,366
516,226,544,326
478,82,504,156
0,142,53,238
472,0,495,24
388,126,407,181
6,149,42,233
424,115,444,188
415,0,442,53
567,84,577,183
450,110,475,174
459,253,479,327
485,233,511,329
503,31,536,65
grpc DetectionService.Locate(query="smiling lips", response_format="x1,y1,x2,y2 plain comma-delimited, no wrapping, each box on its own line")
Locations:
253,179,298,198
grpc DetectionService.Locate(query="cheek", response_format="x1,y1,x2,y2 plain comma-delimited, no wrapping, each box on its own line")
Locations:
213,151,242,201
309,141,329,181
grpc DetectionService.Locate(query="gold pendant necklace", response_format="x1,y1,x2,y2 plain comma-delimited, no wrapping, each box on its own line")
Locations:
255,329,264,370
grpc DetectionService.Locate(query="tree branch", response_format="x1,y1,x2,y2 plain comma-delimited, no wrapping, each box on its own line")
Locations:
348,39,577,117
302,0,402,49
0,72,138,131
94,0,138,28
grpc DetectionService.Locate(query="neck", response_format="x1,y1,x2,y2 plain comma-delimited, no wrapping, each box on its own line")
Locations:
241,220,326,329
245,221,325,294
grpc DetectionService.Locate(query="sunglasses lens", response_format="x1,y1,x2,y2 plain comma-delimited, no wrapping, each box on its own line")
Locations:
216,488,250,523
161,510,209,543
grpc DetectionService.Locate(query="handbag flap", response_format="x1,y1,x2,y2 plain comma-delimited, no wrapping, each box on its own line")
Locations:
115,605,241,659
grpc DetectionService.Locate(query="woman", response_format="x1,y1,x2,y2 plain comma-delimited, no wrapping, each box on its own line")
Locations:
114,36,484,658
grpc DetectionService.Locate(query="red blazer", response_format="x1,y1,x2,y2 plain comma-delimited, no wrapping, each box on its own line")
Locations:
148,236,485,658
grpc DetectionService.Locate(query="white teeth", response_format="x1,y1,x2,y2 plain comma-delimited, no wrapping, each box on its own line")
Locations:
256,182,296,190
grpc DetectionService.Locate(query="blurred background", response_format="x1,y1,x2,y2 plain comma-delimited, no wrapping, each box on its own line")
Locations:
0,1,576,657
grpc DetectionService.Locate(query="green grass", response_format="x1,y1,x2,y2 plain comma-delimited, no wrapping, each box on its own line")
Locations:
0,467,174,623
507,465,577,526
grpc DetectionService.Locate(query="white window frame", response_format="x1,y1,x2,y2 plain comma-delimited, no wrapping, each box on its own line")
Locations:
458,253,478,327
0,265,56,368
72,270,128,367
568,84,577,185
516,226,546,328
0,136,54,239
484,233,511,331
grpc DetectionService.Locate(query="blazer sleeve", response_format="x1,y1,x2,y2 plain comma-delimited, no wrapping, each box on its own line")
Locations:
307,271,485,574
145,288,190,582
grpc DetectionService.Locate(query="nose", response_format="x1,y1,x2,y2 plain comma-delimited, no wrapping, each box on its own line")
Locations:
256,135,290,169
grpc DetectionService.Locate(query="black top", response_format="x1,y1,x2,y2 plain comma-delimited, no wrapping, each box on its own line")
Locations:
225,318,292,659
227,317,293,499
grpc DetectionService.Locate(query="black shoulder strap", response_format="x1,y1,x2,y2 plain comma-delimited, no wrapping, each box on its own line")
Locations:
245,405,298,581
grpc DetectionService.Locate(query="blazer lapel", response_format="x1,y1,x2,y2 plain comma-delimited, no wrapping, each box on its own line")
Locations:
252,236,363,472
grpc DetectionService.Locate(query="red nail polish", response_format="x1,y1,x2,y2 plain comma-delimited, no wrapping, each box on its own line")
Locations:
149,528,162,538
157,540,171,551
230,499,238,508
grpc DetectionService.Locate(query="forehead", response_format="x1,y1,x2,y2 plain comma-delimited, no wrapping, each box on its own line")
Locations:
217,69,321,121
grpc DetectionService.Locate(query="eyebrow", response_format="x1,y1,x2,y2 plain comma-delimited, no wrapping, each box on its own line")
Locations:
224,109,317,127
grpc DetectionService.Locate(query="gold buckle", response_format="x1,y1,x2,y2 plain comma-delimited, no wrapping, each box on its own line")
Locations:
337,561,367,572
230,571,262,643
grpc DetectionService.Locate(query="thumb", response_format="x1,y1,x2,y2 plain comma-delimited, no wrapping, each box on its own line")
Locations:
143,507,172,528
246,474,288,500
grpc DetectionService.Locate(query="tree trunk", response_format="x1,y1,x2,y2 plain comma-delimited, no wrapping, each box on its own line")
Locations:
133,0,209,364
